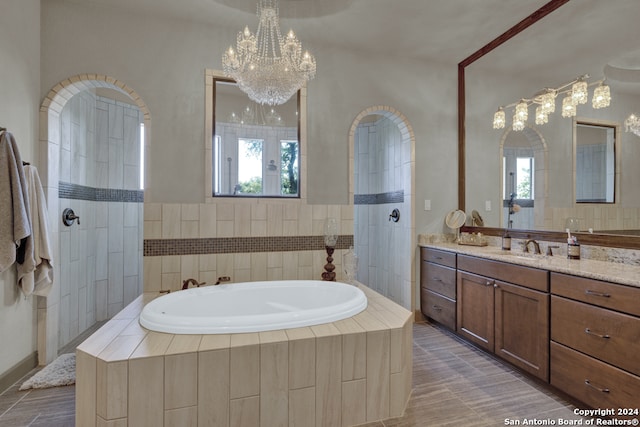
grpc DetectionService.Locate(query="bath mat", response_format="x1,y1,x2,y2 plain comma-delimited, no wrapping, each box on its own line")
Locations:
19,353,75,390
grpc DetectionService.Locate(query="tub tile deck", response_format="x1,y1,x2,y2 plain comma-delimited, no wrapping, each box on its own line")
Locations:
76,284,413,427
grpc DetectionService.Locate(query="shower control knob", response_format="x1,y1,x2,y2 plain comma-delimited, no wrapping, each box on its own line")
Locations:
62,208,80,226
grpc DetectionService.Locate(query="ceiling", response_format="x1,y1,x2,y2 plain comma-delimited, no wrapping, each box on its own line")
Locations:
60,0,554,64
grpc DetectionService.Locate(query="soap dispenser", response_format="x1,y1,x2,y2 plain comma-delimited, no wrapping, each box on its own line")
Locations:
502,231,511,251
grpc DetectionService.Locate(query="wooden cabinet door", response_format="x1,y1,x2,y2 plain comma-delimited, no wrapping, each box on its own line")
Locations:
457,271,494,351
494,280,549,381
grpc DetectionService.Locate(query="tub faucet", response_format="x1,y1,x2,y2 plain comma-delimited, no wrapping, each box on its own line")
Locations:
523,239,541,254
182,278,206,290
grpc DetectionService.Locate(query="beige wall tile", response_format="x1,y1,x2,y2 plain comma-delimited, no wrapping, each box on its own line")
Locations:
128,356,164,427
199,204,217,238
234,204,251,237
181,204,199,221
76,350,97,427
288,336,315,390
289,387,315,427
341,331,366,381
260,341,289,427
198,349,230,427
315,335,342,426
366,330,390,421
342,379,367,427
165,406,197,427
230,335,260,399
143,257,162,293
165,352,198,409
161,204,181,238
96,360,128,420
229,396,260,427
97,417,127,427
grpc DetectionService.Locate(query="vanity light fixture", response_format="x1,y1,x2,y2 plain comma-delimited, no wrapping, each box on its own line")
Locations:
492,74,611,131
222,0,316,106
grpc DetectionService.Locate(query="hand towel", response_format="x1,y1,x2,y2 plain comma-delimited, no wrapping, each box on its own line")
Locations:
0,131,31,272
18,165,54,297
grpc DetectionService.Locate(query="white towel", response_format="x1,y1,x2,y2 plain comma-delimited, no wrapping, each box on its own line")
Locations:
18,165,54,297
0,131,31,273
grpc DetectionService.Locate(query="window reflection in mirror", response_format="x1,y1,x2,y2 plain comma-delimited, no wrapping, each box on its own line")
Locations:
575,121,616,204
213,79,300,197
502,130,536,229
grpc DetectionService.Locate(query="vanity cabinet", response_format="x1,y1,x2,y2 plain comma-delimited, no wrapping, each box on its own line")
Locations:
550,272,640,410
456,255,550,381
420,248,456,330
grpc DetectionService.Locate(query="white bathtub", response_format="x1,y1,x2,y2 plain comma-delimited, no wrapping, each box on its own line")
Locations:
139,280,368,334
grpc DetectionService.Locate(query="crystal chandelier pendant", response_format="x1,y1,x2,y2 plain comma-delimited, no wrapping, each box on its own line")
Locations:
493,107,506,129
535,106,548,125
515,100,528,123
222,0,316,106
512,113,525,131
592,83,611,109
625,113,640,137
540,89,556,114
571,80,588,105
562,95,576,117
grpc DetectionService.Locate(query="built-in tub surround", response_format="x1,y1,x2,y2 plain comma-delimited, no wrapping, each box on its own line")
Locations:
76,283,412,427
140,280,368,334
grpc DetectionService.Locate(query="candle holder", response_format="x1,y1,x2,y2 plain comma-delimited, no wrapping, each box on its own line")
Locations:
322,218,338,281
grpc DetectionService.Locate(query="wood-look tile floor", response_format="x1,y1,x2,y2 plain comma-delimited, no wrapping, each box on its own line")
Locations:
0,321,585,427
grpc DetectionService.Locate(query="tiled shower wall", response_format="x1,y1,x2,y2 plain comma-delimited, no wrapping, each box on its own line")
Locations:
143,202,354,292
353,116,412,309
58,92,143,348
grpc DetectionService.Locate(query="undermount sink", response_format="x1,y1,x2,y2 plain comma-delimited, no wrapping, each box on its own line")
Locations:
486,249,548,261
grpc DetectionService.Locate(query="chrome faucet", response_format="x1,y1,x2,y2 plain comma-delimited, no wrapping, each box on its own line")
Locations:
182,278,206,290
523,239,541,254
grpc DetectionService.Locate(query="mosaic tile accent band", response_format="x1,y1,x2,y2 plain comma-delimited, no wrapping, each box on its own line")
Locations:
59,181,144,203
354,190,404,205
144,235,354,256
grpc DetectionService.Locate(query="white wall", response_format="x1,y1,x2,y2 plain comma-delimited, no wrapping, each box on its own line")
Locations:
0,0,41,376
39,1,459,225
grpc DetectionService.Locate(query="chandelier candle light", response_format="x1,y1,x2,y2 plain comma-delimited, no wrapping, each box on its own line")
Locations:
222,0,316,106
493,74,611,131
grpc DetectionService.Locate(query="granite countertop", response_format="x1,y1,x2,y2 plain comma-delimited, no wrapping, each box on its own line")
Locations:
420,241,640,289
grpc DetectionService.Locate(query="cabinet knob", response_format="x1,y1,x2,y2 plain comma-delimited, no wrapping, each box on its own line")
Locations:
485,280,494,286
494,283,499,288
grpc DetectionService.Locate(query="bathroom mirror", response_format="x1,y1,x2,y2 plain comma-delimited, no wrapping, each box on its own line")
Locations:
460,0,640,243
213,79,301,197
574,120,617,204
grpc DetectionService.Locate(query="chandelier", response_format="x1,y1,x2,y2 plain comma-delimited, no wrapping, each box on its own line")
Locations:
625,113,640,137
228,103,284,126
222,0,316,106
493,75,611,131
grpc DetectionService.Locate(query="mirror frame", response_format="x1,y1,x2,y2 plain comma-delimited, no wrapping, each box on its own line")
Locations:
457,0,640,249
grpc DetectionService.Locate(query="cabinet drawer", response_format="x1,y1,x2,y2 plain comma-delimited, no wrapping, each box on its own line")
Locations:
421,289,456,330
551,296,640,376
551,341,640,411
421,247,456,268
551,272,640,316
457,255,548,292
421,262,456,299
